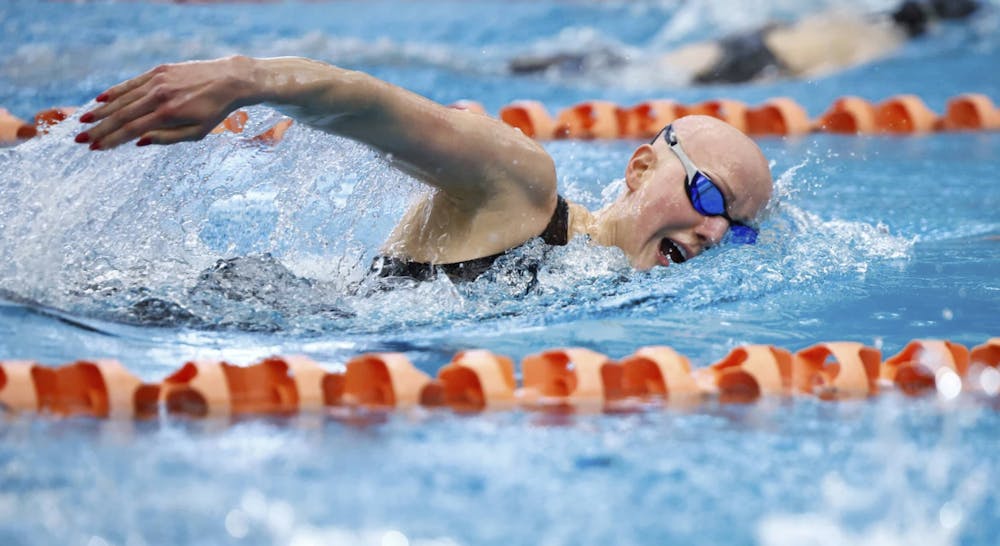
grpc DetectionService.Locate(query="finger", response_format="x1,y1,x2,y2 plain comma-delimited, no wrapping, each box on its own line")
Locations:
86,94,171,148
81,74,169,126
136,125,210,147
94,67,159,104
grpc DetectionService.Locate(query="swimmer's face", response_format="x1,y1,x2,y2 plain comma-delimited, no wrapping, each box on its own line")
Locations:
612,115,772,270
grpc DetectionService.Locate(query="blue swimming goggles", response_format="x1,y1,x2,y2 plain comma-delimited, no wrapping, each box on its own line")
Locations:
652,124,758,244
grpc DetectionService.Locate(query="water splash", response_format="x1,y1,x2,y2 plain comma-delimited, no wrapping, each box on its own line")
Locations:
0,111,913,335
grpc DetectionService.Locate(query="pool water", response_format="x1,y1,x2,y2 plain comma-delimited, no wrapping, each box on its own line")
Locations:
1,1,998,545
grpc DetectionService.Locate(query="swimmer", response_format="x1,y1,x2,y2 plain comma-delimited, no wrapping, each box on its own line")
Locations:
73,56,771,281
510,0,981,84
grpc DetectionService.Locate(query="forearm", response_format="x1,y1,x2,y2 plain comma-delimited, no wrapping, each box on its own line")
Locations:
243,56,378,129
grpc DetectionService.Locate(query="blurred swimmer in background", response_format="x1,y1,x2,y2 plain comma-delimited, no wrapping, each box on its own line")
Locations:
509,0,982,84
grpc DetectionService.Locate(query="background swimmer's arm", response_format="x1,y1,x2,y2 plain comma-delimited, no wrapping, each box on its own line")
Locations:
79,55,556,210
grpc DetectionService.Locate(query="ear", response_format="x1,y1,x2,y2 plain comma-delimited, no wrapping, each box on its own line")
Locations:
625,144,658,193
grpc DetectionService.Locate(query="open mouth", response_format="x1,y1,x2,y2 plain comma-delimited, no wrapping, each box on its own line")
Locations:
659,238,688,266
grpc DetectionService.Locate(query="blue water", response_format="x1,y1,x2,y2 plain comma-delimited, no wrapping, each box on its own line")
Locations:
1,1,999,545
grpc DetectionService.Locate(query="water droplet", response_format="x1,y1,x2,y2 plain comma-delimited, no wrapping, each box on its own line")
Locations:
242,488,268,518
382,530,410,546
939,501,963,530
225,509,249,539
979,366,1000,396
935,368,962,401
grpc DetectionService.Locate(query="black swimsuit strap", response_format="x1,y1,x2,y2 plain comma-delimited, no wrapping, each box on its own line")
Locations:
371,195,570,283
539,195,570,246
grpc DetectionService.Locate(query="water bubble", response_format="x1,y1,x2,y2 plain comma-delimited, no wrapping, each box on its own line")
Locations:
978,366,1000,396
382,530,410,546
935,368,962,401
225,509,250,539
241,489,268,519
941,308,953,320
938,501,963,530
267,500,296,536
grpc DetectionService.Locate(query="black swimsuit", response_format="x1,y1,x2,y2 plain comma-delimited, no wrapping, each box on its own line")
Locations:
370,195,570,282
693,26,787,84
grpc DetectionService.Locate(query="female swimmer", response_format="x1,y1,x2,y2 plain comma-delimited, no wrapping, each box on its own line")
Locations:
74,56,772,281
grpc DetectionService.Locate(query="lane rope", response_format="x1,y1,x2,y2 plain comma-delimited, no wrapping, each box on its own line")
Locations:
485,93,999,139
2,93,997,146
1,338,997,419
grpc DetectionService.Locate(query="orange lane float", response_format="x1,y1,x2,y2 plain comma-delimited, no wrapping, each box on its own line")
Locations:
499,100,557,139
159,356,328,417
16,107,77,139
617,346,700,400
970,338,1000,368
554,100,622,139
447,100,487,115
875,94,938,134
792,342,881,400
881,340,969,395
618,100,683,139
967,338,1000,396
0,108,30,144
210,110,249,134
520,347,618,406
340,352,431,408
261,355,330,412
697,345,794,403
814,96,878,134
0,359,158,418
420,350,517,411
941,93,1000,131
680,99,748,133
745,98,811,136
252,118,294,145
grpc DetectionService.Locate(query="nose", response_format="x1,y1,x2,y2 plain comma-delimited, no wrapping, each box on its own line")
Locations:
693,215,730,249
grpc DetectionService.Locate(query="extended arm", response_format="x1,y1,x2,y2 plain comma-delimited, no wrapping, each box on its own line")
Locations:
78,56,556,209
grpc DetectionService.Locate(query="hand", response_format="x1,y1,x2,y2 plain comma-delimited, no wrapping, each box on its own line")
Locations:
75,56,255,150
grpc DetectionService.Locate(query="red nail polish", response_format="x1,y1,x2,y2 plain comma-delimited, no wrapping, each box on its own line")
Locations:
89,141,101,151
75,132,90,143
79,113,94,123
136,137,152,147
95,93,109,102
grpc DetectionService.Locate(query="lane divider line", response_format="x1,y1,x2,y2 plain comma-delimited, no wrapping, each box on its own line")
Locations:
1,337,997,419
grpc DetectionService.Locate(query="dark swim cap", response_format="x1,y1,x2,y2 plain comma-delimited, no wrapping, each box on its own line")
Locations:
892,0,979,37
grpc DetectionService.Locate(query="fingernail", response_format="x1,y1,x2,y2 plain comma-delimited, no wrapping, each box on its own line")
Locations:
79,113,94,123
95,93,109,102
75,132,90,143
136,137,151,147
89,141,102,151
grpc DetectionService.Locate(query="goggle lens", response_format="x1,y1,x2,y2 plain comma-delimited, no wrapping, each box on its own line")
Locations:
727,223,758,245
688,171,758,244
688,172,726,216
